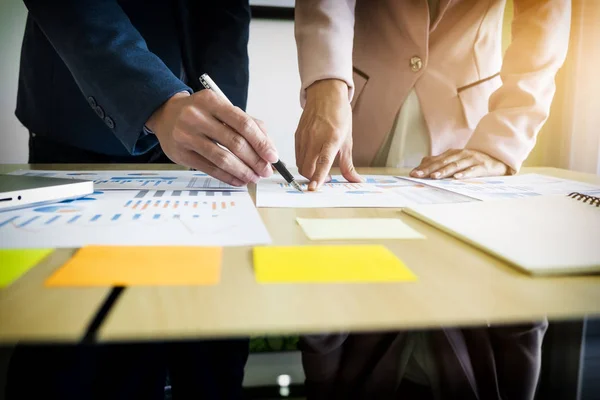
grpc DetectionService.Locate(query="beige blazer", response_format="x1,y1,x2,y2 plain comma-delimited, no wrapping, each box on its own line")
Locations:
295,1,567,398
295,0,571,172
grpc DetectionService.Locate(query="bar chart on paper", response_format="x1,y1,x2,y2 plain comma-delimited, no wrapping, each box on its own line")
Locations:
261,177,403,207
0,190,270,248
122,190,238,211
9,170,247,191
277,181,380,193
257,175,474,208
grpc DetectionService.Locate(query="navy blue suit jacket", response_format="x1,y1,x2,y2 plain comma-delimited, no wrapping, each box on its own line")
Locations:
16,0,250,157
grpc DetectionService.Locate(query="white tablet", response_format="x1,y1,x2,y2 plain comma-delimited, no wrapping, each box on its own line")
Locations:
0,174,94,212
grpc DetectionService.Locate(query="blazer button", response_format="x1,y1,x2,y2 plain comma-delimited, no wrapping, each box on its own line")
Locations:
104,116,115,129
95,106,105,119
87,96,97,108
410,56,423,72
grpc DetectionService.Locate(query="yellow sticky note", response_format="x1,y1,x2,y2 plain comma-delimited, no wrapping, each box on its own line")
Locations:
45,246,222,287
296,218,425,240
0,249,54,288
253,245,417,283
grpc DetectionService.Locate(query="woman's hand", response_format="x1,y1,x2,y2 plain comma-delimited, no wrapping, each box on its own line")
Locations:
410,149,508,179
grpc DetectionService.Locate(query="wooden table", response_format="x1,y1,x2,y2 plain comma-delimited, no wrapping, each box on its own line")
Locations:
0,164,599,344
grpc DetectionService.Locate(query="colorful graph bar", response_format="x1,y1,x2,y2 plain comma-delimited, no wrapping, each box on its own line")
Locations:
279,182,308,189
123,199,203,210
0,211,211,229
110,177,178,181
0,216,19,228
68,215,81,224
18,216,39,228
128,190,235,199
343,183,363,189
45,216,61,225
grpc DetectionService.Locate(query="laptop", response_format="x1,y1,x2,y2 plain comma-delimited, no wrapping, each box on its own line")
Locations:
0,174,94,212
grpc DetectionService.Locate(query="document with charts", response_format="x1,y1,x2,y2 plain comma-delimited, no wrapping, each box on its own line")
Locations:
256,175,473,208
9,169,246,191
400,173,600,201
0,189,270,248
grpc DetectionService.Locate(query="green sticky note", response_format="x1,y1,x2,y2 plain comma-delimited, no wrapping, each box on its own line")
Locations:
0,249,54,288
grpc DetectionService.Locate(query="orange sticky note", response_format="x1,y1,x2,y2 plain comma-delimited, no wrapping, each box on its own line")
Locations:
45,246,222,286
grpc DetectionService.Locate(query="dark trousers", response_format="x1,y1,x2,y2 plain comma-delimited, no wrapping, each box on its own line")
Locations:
6,340,249,400
5,134,249,399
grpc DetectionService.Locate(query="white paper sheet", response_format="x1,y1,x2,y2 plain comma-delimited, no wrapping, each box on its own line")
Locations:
0,189,270,248
9,170,246,191
400,173,600,201
378,179,474,205
256,175,473,208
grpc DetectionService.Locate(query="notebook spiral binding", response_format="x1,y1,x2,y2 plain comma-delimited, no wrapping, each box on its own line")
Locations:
568,192,600,207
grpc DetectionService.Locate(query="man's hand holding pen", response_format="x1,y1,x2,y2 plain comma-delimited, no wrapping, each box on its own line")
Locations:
145,90,278,186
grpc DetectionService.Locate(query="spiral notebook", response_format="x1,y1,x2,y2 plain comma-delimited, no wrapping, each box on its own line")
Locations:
403,192,600,276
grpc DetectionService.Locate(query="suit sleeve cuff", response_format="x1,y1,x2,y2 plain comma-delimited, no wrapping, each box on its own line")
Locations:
124,86,192,156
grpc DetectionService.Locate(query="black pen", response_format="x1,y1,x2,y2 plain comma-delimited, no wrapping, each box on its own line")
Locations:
199,73,303,192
